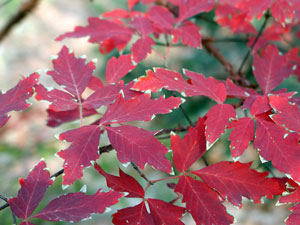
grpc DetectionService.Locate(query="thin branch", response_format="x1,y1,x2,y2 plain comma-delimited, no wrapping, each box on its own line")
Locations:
0,0,40,42
130,162,153,185
0,195,17,225
237,10,271,74
0,202,9,210
179,105,193,126
202,38,237,78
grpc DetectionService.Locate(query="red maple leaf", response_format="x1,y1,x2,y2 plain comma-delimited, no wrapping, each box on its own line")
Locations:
35,84,78,112
8,160,52,221
171,117,206,172
113,202,155,225
0,73,39,128
177,0,215,22
192,161,284,207
173,21,202,48
57,125,101,185
148,5,175,31
254,118,300,182
129,16,154,37
105,125,171,173
100,94,183,124
131,37,155,63
228,117,255,157
205,104,236,145
33,189,122,222
147,198,185,225
269,95,300,134
175,175,234,225
56,18,134,51
106,54,136,84
94,163,145,198
253,45,290,94
47,46,95,100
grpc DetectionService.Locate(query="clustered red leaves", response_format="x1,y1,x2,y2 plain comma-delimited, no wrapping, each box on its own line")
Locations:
1,0,300,224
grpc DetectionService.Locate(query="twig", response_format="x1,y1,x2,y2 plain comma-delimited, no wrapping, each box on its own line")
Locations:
130,162,153,185
237,10,271,74
202,38,237,78
0,0,40,42
0,195,17,225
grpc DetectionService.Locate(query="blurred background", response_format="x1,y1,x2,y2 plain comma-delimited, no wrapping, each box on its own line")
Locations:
0,0,299,224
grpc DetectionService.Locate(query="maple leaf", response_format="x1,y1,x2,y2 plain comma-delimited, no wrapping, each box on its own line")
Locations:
133,68,191,93
175,175,234,225
235,0,271,19
271,0,295,24
8,160,53,220
113,202,155,225
205,104,236,145
178,0,215,22
46,108,97,127
131,37,155,63
171,117,206,172
228,117,255,157
33,189,123,222
94,163,145,198
129,16,154,37
253,45,290,94
47,46,95,100
106,54,136,84
57,125,101,185
254,118,300,182
133,68,227,103
83,81,144,110
225,79,257,99
100,94,182,124
249,95,271,116
56,18,134,48
34,84,78,112
193,161,284,207
215,4,257,34
0,73,39,128
184,70,227,103
269,95,300,134
105,125,172,173
87,76,104,90
173,21,202,48
147,198,185,225
148,5,175,31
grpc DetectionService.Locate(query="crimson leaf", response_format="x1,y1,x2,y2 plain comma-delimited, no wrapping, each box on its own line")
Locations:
0,73,39,128
171,117,206,172
33,189,123,222
193,161,284,207
8,160,52,220
57,125,101,185
175,175,234,225
105,125,172,173
94,163,145,198
47,46,95,100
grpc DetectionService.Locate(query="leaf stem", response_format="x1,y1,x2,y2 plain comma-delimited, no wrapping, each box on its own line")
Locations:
237,10,271,75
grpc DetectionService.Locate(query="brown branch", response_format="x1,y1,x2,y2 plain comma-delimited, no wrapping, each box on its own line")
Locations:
130,162,153,185
0,0,40,42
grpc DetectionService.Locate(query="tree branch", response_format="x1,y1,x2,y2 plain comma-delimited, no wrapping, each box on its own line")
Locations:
0,0,40,42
